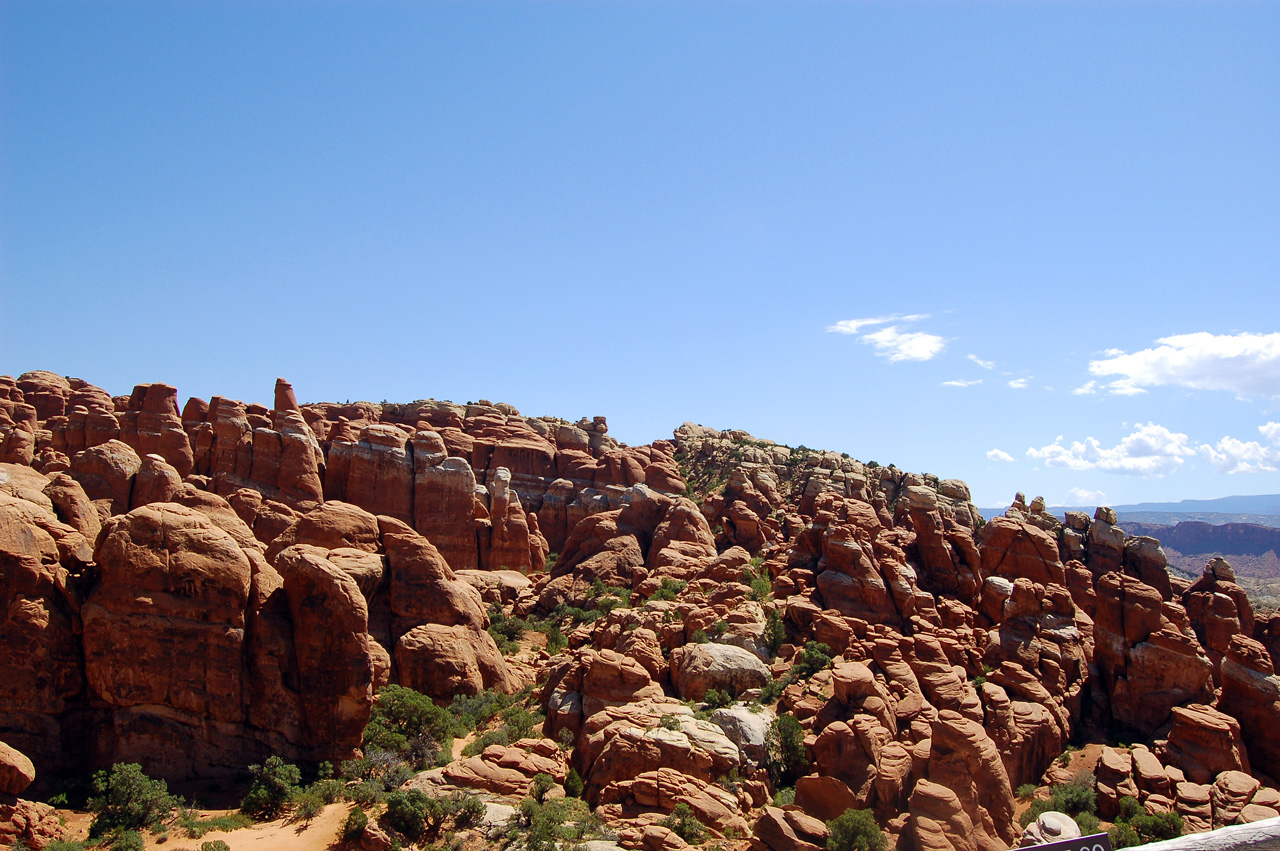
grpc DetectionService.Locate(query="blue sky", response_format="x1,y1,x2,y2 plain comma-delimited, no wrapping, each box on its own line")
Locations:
3,1,1278,509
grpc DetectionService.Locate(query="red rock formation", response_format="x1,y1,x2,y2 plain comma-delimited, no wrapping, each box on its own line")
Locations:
1219,634,1280,780
1094,571,1213,735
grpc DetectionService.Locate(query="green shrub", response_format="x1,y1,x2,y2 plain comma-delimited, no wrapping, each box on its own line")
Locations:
1074,812,1100,835
759,675,786,704
692,629,710,644
294,788,324,823
453,794,486,828
764,611,786,658
346,780,385,807
200,842,231,851
704,689,732,709
1117,795,1142,822
240,756,302,819
659,715,682,731
449,686,527,733
1129,812,1182,843
307,778,345,805
365,684,455,768
343,807,368,840
340,747,414,792
179,812,252,838
1015,783,1037,800
564,769,584,799
506,704,545,740
790,641,832,679
660,803,706,845
765,715,807,787
650,579,687,601
503,797,602,851
384,789,446,840
1048,774,1096,816
86,763,177,838
825,808,886,851
1109,823,1140,849
109,831,144,851
749,576,772,602
1018,800,1052,828
530,773,555,804
772,787,795,807
463,728,511,757
44,842,88,851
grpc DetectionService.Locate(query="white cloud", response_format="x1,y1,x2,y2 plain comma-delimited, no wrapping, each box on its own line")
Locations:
1073,381,1097,395
1089,332,1280,397
1025,422,1196,477
1008,378,1030,389
942,379,982,388
826,314,929,335
968,355,995,370
1066,487,1106,505
1200,422,1280,474
827,314,945,362
987,448,1014,462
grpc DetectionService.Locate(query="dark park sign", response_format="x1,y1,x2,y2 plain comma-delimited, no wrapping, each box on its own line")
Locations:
1025,833,1113,851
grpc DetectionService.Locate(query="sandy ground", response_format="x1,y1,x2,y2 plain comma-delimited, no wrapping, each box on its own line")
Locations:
51,804,350,851
149,803,350,851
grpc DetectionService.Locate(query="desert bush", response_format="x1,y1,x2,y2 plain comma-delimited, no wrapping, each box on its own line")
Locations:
1117,795,1142,821
86,763,176,838
764,611,786,658
293,788,324,823
765,715,807,787
340,747,414,793
1015,783,1037,800
825,808,886,851
200,842,231,851
1109,822,1140,849
530,773,555,804
650,579,687,601
240,756,302,819
660,803,706,844
364,684,454,768
178,811,252,838
501,797,601,851
703,688,732,709
1128,812,1183,843
1073,812,1101,835
792,642,833,679
749,576,772,602
107,831,144,851
343,806,369,840
564,769,584,799
772,787,795,807
384,789,447,840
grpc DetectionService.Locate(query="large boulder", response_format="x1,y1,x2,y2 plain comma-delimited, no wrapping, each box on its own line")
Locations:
394,623,517,699
669,643,772,701
0,741,35,796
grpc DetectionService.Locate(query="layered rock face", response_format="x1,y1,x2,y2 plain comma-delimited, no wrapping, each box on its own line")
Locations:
5,371,1280,851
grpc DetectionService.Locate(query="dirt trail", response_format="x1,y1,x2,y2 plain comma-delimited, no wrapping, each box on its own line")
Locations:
137,804,350,851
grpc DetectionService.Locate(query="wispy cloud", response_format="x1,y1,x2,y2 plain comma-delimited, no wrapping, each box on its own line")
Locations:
1025,423,1196,478
967,355,995,370
1008,378,1030,389
1066,487,1106,505
986,448,1014,462
827,314,945,362
1201,422,1280,474
826,314,929,335
941,379,982,388
1089,332,1280,397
